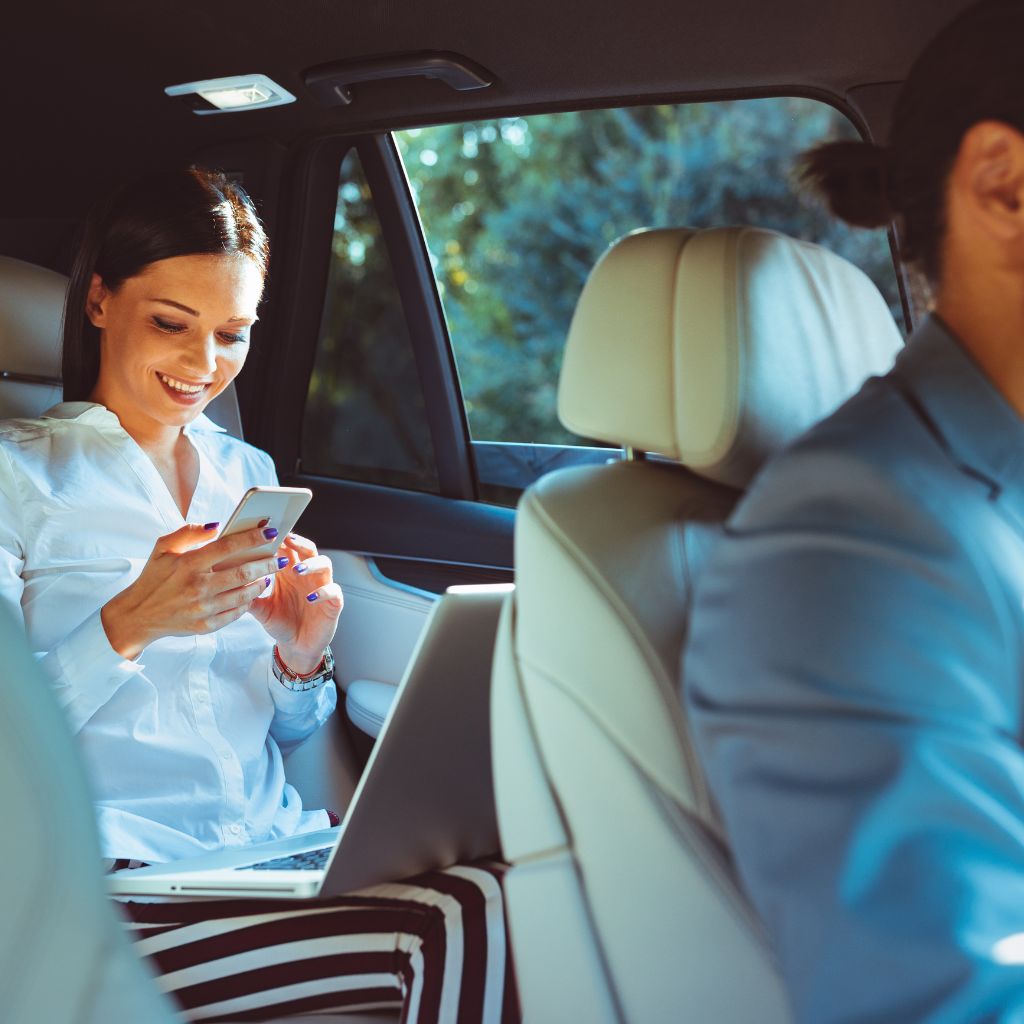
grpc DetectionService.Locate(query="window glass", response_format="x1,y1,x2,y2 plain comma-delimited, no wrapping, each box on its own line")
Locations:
397,98,903,453
302,147,439,493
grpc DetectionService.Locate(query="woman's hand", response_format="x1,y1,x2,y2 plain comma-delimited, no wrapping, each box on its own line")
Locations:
101,522,286,660
248,533,343,675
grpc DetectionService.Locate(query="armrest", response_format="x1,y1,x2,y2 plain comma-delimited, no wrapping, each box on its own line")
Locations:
346,679,399,739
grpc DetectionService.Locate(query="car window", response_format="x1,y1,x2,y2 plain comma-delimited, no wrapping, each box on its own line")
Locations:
301,147,440,493
396,97,904,504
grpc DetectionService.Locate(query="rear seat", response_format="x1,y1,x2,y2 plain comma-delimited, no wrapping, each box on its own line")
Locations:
490,226,904,1021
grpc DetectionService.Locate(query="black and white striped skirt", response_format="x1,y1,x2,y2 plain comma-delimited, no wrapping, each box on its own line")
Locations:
115,859,519,1023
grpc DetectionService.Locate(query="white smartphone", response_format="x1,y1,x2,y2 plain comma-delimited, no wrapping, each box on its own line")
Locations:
212,486,313,571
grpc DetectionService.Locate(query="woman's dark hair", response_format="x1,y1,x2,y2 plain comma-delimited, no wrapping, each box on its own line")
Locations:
62,167,269,401
799,0,1024,283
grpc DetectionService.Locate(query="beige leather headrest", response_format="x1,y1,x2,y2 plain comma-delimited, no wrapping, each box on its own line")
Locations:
0,255,66,379
558,227,903,489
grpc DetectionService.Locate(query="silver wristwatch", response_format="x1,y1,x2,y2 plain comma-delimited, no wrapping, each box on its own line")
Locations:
272,645,335,692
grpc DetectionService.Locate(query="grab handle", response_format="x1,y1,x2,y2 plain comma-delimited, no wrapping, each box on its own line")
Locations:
304,52,494,107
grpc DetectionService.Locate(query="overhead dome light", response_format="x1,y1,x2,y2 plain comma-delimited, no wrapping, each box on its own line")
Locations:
165,74,296,115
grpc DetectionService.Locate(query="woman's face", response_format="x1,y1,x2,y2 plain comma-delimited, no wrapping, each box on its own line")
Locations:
86,253,263,434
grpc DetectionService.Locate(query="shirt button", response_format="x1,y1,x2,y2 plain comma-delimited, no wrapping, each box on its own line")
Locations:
221,751,231,761
196,692,209,703
229,823,243,835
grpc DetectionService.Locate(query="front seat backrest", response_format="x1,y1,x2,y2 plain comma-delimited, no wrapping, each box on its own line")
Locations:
0,254,244,434
491,226,904,1022
0,598,178,1024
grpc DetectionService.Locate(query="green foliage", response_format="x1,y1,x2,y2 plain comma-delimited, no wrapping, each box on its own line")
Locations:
396,98,902,445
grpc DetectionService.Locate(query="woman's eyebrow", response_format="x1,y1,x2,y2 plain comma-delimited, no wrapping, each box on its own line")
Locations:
152,298,199,316
150,298,257,323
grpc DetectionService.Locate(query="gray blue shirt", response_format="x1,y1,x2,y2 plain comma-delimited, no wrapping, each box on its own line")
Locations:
685,315,1024,1022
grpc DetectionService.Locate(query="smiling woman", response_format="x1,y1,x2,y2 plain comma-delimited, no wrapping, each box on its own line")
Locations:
85,253,261,512
62,169,268,402
0,166,517,1022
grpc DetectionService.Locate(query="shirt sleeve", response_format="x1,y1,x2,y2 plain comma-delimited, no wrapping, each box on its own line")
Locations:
0,445,144,733
684,464,1024,1022
266,655,338,755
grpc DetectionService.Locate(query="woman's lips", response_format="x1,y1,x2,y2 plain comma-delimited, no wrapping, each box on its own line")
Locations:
156,371,211,405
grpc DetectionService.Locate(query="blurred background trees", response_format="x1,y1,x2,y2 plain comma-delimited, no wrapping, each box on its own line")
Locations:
394,97,900,445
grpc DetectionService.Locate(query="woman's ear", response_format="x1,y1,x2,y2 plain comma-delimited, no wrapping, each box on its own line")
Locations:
957,121,1024,246
86,274,109,328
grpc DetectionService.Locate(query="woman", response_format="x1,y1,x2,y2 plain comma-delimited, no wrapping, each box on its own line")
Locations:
684,1,1024,1021
0,167,516,1022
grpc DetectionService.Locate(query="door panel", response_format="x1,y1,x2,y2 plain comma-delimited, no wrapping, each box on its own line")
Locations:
283,550,434,811
292,476,514,567
328,550,435,693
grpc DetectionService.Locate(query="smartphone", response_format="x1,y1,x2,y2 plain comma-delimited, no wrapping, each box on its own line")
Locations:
212,486,313,571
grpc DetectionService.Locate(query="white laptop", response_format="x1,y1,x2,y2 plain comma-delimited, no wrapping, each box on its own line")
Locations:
107,584,510,900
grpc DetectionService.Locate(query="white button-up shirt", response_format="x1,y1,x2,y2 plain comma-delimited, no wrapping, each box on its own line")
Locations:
0,402,336,862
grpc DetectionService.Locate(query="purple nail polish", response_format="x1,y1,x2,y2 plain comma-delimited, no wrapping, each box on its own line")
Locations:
277,556,289,569
263,527,278,541
203,522,219,530
306,592,319,603
294,562,308,574
264,576,271,587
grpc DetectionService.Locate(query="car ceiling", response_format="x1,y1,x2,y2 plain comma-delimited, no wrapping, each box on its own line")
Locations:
4,0,975,218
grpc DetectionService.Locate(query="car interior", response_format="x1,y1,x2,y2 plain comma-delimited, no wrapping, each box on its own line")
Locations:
1,1,979,1021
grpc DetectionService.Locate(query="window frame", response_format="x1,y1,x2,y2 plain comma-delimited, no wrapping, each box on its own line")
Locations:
388,93,911,505
256,133,477,501
255,88,910,514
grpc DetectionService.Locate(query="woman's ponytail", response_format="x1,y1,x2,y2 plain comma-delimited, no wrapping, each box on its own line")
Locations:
797,140,894,229
797,1,1024,284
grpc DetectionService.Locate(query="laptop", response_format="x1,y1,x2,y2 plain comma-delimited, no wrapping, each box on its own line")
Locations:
107,584,511,900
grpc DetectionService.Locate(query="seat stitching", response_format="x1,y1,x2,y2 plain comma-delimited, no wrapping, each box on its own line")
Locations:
518,652,783,972
522,484,699,801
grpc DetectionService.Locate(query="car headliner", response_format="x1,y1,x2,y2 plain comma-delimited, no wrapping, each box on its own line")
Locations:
4,0,974,216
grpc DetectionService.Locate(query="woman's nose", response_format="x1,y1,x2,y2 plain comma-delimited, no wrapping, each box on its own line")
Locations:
181,332,218,376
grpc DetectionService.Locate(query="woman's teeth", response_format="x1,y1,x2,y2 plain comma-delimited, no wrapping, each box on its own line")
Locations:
158,373,207,394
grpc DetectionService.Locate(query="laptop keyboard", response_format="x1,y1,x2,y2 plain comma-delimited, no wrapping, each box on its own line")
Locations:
238,845,333,872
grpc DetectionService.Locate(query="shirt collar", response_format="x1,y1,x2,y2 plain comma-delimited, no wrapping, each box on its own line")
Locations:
891,314,1024,494
42,402,227,436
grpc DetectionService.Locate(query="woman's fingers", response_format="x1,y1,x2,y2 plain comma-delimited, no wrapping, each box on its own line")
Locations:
153,522,220,556
288,554,332,583
283,532,318,561
206,596,266,633
305,581,344,612
108,522,295,652
208,553,284,594
207,575,272,616
188,523,280,572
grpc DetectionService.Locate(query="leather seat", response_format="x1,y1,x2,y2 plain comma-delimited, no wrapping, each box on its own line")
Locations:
0,254,397,1023
490,226,904,1022
1,610,177,1024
